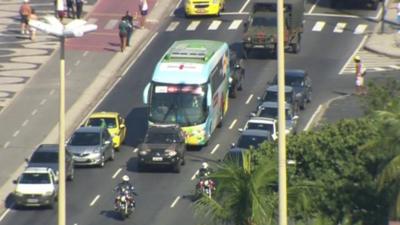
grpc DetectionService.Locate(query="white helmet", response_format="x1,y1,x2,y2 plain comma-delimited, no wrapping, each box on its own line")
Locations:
122,175,129,182
202,162,209,169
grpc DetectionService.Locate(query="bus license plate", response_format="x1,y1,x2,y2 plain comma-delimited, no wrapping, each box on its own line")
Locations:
152,157,163,161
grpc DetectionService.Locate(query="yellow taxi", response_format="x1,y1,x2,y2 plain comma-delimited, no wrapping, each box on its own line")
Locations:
184,0,225,17
84,112,127,150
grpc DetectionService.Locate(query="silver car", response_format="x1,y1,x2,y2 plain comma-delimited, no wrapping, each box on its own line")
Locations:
66,126,114,167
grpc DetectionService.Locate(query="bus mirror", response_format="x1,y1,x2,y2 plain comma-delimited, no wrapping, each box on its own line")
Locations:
207,85,212,107
143,83,150,104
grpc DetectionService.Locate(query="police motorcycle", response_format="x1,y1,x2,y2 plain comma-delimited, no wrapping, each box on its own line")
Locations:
114,185,136,219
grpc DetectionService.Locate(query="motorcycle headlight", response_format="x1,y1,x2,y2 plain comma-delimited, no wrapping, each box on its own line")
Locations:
165,149,177,157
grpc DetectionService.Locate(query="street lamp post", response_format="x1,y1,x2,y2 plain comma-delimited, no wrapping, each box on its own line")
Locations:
29,16,97,225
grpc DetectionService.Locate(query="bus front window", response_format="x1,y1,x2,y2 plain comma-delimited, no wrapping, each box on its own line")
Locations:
149,84,208,126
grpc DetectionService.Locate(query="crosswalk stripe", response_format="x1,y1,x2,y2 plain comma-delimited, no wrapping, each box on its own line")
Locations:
389,65,400,69
228,20,242,30
312,21,325,31
354,24,368,34
166,21,179,32
208,20,221,30
333,22,346,33
104,19,118,30
186,21,200,31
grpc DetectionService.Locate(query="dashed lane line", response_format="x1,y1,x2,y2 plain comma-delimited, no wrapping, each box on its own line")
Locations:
166,21,179,32
74,60,80,66
304,105,322,131
31,109,38,116
89,195,100,206
0,209,10,222
83,51,88,57
13,130,20,137
170,196,180,208
22,119,29,127
40,99,47,105
191,170,199,180
67,70,72,76
186,21,200,31
229,119,237,130
312,21,325,31
333,22,346,33
210,144,220,155
133,148,138,153
228,20,242,30
112,168,122,179
208,20,221,30
3,141,10,149
49,89,55,95
245,94,253,104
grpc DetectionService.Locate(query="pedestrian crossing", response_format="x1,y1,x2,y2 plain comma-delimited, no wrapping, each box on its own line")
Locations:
341,49,400,74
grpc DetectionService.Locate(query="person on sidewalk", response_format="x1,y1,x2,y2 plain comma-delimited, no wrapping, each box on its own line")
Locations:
19,0,32,35
75,0,86,19
66,0,75,18
118,17,130,52
29,9,38,41
122,11,134,46
139,0,148,29
354,56,367,96
56,0,67,22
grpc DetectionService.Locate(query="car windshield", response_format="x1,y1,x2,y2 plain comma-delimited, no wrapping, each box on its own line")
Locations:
252,16,276,27
285,76,304,87
247,122,274,133
149,84,208,126
258,107,292,120
30,152,57,163
146,132,177,144
263,91,293,103
237,134,267,149
87,118,116,128
69,132,100,146
19,173,50,184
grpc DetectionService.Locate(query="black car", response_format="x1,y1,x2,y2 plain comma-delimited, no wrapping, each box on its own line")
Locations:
271,69,312,110
138,125,186,173
229,52,245,98
26,144,75,181
257,85,299,113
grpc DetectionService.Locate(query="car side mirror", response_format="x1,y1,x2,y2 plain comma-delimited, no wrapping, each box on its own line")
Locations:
120,124,126,128
293,115,299,120
238,128,244,132
250,112,256,117
256,96,261,101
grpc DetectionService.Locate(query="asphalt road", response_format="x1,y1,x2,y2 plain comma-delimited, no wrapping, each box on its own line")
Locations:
0,0,383,225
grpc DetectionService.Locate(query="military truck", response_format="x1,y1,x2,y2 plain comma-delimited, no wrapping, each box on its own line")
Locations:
242,0,304,57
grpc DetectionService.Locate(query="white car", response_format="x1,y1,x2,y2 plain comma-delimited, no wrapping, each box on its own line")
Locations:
239,117,277,140
13,167,58,208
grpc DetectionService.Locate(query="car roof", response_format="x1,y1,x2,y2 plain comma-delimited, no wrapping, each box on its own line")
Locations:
75,126,104,133
266,85,293,92
35,144,59,153
89,111,119,118
147,125,181,134
247,117,276,124
23,167,53,174
285,69,306,77
241,129,272,137
259,101,291,109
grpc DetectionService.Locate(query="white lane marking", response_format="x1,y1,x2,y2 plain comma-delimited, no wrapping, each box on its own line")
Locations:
13,130,20,137
133,148,138,153
229,119,237,130
210,144,220,155
186,21,200,31
112,168,122,179
353,24,368,34
304,105,322,131
0,209,10,222
304,12,360,18
104,19,118,30
245,94,253,104
66,70,72,76
170,0,182,16
74,60,80,66
170,196,180,208
49,89,55,95
166,21,179,32
338,36,368,75
191,170,199,180
22,119,29,127
389,65,400,69
221,12,249,15
122,32,158,76
239,0,250,13
307,0,320,14
89,195,100,206
370,6,383,20
228,20,242,30
373,67,385,71
83,51,88,57
31,109,38,115
312,21,325,31
208,20,221,30
333,22,346,33
3,141,10,149
40,99,47,105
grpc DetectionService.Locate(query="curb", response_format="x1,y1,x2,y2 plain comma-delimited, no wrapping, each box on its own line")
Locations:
0,0,178,216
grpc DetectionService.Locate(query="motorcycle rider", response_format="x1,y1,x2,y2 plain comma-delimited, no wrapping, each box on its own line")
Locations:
198,162,213,179
114,175,137,208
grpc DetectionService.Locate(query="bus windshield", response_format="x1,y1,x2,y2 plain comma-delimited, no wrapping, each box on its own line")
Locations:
149,84,208,126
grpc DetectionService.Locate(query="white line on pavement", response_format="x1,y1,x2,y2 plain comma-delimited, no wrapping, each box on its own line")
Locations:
353,24,368,34
307,0,320,14
112,168,122,179
83,51,88,57
245,94,253,104
40,99,47,105
31,109,38,116
191,170,199,180
221,12,249,15
186,21,200,31
389,65,400,69
239,0,250,13
304,12,360,18
0,209,10,222
208,20,222,30
210,144,220,155
228,20,242,30
49,89,55,95
338,36,368,75
13,130,20,137
373,67,385,71
170,196,180,208
74,60,80,66
333,22,346,33
171,0,182,16
133,148,138,153
90,195,100,206
304,105,322,131
312,21,325,31
22,119,29,127
67,70,72,76
229,119,237,130
166,21,179,32
3,141,10,149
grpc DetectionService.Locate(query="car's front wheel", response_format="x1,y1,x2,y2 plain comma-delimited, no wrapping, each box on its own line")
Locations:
110,149,115,161
173,162,181,173
99,155,105,168
67,167,74,181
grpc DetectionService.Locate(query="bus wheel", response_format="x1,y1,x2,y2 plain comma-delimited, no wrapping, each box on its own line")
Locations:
217,116,223,128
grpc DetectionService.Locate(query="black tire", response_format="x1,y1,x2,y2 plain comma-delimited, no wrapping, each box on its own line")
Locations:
181,155,186,166
173,162,181,173
230,87,237,98
99,155,105,168
110,148,115,161
67,166,74,181
48,198,55,209
138,162,146,172
307,92,312,103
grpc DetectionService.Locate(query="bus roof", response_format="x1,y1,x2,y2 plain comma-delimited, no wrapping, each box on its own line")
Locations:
152,40,229,85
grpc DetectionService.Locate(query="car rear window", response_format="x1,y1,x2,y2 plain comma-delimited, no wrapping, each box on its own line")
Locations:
247,122,274,133
237,135,267,149
146,132,177,144
70,132,100,146
20,173,50,184
87,118,116,128
30,152,58,163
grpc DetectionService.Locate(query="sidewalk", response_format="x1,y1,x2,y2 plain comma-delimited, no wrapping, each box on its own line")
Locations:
364,0,400,57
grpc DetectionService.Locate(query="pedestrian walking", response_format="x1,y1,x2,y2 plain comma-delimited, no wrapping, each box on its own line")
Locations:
19,0,32,35
354,55,367,95
139,0,148,29
66,0,75,18
56,0,67,22
122,11,134,46
29,9,38,41
118,17,130,52
75,0,86,19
